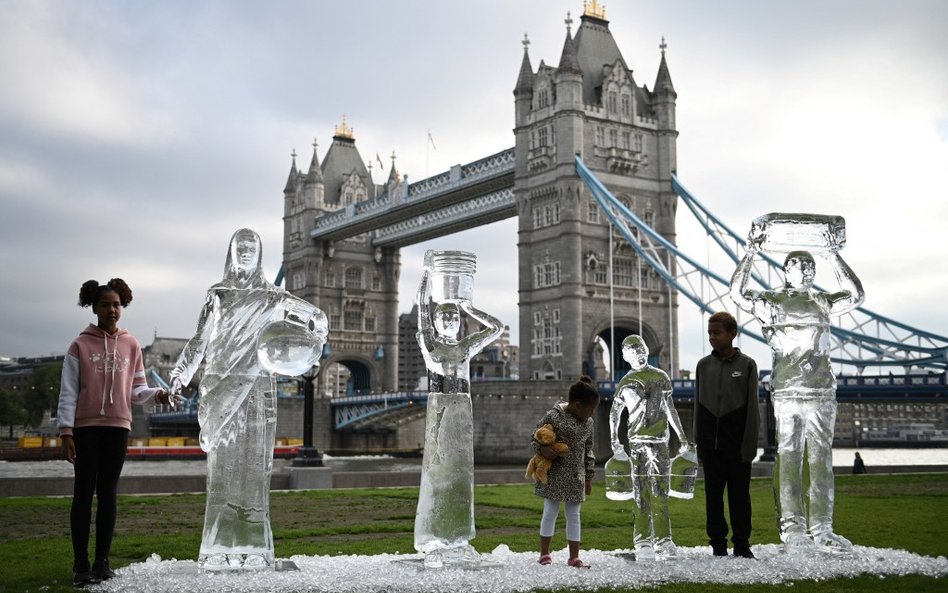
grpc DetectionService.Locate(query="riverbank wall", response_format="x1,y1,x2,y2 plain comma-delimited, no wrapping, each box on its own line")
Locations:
3,464,946,498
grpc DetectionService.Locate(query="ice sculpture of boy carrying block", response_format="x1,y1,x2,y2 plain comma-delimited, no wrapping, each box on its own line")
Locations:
730,213,864,553
413,250,504,568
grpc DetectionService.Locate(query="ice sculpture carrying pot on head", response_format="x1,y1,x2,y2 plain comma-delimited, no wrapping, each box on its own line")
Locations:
413,249,503,568
730,213,864,554
169,228,328,571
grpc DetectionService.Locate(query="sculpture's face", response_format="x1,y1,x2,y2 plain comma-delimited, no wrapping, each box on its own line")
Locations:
622,336,649,368
232,234,260,273
784,253,815,290
433,303,461,337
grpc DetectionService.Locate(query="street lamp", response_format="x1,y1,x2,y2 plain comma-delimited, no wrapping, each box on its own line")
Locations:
292,342,331,467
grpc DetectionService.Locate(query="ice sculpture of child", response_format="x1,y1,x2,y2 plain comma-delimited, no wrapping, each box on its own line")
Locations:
413,250,503,567
605,335,690,560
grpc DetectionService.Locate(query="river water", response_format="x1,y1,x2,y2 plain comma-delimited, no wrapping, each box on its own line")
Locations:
1,448,945,479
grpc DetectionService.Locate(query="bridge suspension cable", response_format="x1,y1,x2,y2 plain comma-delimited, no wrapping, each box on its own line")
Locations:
575,156,947,372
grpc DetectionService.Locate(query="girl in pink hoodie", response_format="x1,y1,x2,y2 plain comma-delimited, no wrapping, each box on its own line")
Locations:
57,278,170,586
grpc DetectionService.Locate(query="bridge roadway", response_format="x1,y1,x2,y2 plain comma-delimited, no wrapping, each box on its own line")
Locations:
329,373,946,431
309,148,515,247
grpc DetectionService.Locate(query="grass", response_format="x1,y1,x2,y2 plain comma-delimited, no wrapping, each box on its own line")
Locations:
0,473,945,592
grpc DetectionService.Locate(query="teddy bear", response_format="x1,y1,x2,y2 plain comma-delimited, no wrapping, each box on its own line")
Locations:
525,423,570,484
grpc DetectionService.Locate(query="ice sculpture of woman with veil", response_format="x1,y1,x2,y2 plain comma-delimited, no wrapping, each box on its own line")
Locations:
170,228,328,570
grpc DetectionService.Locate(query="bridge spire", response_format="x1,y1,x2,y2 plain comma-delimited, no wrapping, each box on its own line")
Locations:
284,148,299,193
514,32,535,96
654,37,676,97
387,150,399,183
306,137,323,184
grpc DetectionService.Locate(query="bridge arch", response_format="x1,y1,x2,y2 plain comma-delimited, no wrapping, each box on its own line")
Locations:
586,319,662,381
321,355,378,396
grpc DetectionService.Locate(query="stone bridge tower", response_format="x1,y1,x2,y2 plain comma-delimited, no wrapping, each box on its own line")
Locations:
514,4,680,381
281,119,400,394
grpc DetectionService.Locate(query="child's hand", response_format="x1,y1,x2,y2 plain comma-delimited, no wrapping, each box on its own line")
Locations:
585,481,592,496
539,446,558,461
62,435,76,464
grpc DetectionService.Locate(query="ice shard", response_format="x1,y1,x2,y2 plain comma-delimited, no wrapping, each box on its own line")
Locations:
730,213,864,553
413,250,503,567
605,335,692,560
170,228,328,570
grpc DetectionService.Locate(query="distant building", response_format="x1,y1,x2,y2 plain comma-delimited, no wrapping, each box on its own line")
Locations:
142,336,190,388
398,305,426,391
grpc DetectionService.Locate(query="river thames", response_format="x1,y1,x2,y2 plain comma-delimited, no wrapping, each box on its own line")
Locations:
1,447,945,479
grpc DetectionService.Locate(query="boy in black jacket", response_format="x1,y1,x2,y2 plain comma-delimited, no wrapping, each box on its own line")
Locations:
694,311,760,558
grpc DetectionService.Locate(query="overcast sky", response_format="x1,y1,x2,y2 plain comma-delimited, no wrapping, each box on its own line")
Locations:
1,0,946,375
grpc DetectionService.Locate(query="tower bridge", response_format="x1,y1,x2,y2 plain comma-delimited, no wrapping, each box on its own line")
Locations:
267,4,947,453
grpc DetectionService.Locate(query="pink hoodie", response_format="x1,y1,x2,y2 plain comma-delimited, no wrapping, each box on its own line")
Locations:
57,324,159,436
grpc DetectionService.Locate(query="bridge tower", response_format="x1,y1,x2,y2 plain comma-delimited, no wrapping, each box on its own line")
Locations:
282,119,400,394
514,4,681,380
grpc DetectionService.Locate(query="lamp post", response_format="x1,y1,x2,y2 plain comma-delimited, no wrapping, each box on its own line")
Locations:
292,343,330,467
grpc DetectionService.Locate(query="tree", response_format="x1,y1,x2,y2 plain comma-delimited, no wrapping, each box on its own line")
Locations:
0,388,28,439
22,363,61,428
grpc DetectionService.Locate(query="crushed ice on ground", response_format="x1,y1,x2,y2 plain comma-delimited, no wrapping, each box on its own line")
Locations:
88,544,947,593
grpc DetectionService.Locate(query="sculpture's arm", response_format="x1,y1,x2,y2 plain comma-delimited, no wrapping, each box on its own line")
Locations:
664,377,689,453
415,267,434,352
608,385,629,457
730,242,761,315
826,252,865,315
457,301,504,354
169,291,215,394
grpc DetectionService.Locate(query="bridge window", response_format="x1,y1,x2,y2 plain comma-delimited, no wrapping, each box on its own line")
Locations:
371,275,381,291
587,202,600,223
621,94,631,117
345,267,363,289
608,92,617,114
365,316,376,332
325,270,335,288
614,258,635,287
330,313,340,329
538,88,550,109
538,127,548,146
534,261,561,288
622,131,631,150
594,265,608,284
634,133,644,152
609,129,618,147
291,270,305,290
596,126,604,146
344,309,363,331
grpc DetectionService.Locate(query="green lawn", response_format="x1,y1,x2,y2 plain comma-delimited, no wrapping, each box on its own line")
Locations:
1,473,945,593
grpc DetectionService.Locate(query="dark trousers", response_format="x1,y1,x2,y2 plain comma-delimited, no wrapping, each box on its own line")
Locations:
71,427,129,567
700,448,752,550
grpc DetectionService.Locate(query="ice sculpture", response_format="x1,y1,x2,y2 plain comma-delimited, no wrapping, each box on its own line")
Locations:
730,213,864,553
414,250,504,568
170,228,328,570
605,335,693,560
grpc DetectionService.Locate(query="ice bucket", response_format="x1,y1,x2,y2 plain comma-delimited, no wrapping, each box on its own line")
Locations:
428,250,477,303
668,447,698,499
257,299,321,376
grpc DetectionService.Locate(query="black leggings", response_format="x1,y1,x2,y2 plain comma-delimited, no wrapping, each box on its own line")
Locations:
70,427,128,566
